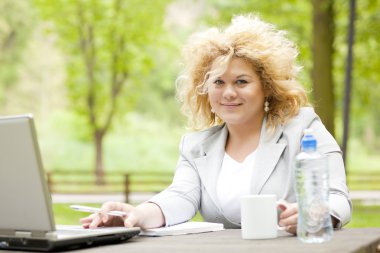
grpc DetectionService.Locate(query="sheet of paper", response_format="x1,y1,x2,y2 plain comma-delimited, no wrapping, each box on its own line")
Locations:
140,222,224,236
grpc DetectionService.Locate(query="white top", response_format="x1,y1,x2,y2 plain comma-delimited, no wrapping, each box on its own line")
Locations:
216,150,256,224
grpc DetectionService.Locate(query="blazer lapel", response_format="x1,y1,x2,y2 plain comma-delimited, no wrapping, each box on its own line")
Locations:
251,121,286,194
194,125,228,210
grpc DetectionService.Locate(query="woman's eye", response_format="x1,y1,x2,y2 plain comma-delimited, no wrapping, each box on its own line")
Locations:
214,79,224,85
236,79,248,85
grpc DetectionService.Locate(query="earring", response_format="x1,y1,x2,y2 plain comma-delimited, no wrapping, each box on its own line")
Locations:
264,100,269,112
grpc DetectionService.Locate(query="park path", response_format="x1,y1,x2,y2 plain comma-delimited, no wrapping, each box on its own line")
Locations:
52,190,380,204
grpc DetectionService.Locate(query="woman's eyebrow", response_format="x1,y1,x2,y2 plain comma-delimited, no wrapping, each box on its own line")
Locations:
236,74,251,78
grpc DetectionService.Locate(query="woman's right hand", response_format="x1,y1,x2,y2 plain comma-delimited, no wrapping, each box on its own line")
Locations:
80,201,140,229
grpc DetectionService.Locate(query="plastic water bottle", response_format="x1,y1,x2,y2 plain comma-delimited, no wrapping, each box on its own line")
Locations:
294,128,333,243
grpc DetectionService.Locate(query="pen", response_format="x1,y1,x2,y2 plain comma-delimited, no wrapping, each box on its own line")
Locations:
70,205,127,217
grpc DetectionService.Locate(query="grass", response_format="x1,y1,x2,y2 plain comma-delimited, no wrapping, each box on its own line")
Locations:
345,200,380,228
53,203,99,225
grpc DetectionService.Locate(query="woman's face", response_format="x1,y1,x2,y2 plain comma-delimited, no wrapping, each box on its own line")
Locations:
207,57,266,127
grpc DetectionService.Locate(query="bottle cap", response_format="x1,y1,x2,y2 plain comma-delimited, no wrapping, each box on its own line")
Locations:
301,128,317,151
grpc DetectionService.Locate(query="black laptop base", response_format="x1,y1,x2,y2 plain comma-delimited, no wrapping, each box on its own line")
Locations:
0,230,140,252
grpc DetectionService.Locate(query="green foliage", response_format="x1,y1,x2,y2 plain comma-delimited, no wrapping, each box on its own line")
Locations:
133,43,186,125
334,0,380,147
0,0,35,105
353,1,380,137
33,0,171,136
2,0,377,181
33,0,173,179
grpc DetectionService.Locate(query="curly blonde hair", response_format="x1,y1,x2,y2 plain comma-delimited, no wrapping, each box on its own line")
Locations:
176,14,309,130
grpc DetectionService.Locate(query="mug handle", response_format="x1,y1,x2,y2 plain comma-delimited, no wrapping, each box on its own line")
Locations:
276,200,289,231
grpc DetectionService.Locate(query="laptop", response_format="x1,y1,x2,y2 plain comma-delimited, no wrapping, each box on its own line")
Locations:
0,114,140,251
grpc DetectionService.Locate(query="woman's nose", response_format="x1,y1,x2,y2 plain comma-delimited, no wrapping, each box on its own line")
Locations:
222,84,237,99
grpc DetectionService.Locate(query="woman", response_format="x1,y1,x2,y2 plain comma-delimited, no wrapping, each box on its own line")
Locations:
80,14,352,234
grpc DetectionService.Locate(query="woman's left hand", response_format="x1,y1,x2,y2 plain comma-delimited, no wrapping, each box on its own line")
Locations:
278,201,298,235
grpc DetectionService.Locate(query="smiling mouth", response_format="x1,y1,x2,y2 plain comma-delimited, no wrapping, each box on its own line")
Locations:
221,103,242,107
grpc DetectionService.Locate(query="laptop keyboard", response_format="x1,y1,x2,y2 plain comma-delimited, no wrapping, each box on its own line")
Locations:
56,229,103,235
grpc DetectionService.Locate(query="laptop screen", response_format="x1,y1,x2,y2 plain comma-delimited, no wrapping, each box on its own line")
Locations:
0,115,55,233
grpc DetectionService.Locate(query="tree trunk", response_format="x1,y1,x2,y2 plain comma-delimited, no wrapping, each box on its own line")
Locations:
94,130,105,185
312,0,335,136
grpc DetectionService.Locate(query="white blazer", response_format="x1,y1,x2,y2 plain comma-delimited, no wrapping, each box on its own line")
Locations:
150,107,352,229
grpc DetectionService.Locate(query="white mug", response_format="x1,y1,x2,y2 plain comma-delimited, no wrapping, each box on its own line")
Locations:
241,194,285,239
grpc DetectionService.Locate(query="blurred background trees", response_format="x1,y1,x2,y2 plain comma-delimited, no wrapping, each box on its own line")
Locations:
312,0,335,136
1,0,379,181
35,0,169,184
0,0,35,107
